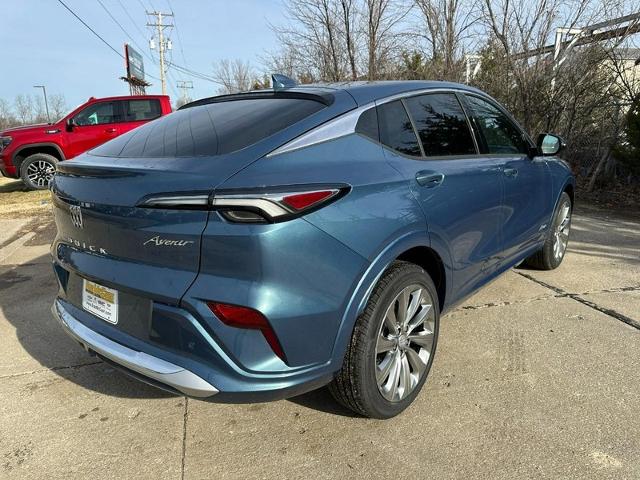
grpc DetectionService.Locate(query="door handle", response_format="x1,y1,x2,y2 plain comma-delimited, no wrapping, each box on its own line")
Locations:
415,171,445,188
503,167,518,177
104,128,117,133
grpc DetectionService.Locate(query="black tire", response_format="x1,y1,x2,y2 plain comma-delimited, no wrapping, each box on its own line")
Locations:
329,261,440,419
20,153,58,190
523,192,572,270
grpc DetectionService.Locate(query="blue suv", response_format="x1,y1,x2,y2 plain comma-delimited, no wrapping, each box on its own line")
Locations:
51,79,574,418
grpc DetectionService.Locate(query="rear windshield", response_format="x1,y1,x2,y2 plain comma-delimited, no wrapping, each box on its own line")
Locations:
90,98,325,157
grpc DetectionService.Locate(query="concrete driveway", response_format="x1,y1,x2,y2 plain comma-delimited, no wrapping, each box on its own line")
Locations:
1,204,638,479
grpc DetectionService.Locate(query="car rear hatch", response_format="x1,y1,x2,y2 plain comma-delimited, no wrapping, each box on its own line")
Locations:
51,88,356,309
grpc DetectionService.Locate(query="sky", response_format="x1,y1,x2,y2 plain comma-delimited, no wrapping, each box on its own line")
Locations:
0,0,285,110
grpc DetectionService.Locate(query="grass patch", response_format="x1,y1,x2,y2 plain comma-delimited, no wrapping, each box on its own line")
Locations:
0,177,52,219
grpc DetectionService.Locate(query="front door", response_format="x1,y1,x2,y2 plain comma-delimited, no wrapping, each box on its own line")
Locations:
462,94,551,263
378,93,505,303
65,100,123,158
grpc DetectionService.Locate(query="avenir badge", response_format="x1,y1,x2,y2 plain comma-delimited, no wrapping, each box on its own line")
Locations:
143,235,195,247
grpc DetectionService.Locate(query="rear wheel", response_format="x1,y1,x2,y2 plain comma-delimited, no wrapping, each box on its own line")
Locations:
524,192,572,270
20,153,58,190
329,261,439,418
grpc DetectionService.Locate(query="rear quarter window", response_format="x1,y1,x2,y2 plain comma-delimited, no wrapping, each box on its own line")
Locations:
124,99,162,121
377,100,422,157
91,98,325,157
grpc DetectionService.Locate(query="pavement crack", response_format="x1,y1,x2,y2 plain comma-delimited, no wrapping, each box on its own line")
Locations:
570,295,640,330
516,271,640,331
516,272,566,295
0,361,102,380
181,397,188,480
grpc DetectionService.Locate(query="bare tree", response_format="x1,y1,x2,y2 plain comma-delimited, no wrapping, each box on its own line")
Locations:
48,94,68,122
212,59,256,94
340,0,361,79
271,0,350,81
0,98,17,130
14,94,34,124
363,0,412,79
413,0,478,80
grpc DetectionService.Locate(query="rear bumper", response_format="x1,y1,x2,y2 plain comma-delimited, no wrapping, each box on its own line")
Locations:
53,299,219,398
51,295,336,402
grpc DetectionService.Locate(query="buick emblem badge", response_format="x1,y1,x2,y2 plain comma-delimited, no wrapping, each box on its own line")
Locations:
70,205,83,229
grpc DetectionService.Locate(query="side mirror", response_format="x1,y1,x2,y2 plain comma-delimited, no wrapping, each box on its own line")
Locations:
65,118,76,132
536,133,565,156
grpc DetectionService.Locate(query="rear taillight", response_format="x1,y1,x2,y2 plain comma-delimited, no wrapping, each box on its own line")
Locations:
208,302,286,362
212,188,341,223
140,186,346,223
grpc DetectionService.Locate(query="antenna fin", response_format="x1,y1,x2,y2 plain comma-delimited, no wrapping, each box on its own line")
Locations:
272,74,297,91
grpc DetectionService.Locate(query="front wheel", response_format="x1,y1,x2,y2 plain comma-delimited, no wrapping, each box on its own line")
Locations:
20,153,58,190
329,261,439,418
524,191,572,270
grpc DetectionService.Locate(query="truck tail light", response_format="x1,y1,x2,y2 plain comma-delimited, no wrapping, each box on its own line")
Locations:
208,302,286,362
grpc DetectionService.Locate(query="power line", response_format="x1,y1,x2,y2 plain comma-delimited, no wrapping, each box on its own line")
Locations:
97,0,142,51
96,0,161,82
147,10,174,95
176,80,193,104
166,0,190,71
167,61,218,83
116,0,154,52
56,0,123,59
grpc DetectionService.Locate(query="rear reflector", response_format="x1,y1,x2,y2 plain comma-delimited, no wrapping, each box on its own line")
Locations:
208,302,286,362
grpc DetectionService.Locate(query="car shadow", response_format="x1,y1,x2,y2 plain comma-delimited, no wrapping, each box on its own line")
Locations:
0,244,172,400
287,387,361,418
517,203,640,269
0,179,29,193
0,224,355,415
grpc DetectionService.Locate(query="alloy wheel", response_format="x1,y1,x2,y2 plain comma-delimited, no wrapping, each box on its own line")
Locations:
26,160,55,188
553,200,571,261
375,284,436,402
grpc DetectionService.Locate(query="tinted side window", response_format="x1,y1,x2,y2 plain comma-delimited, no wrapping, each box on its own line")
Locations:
91,98,325,157
377,100,422,157
124,99,162,121
465,95,529,154
355,107,379,142
404,93,476,156
74,101,123,126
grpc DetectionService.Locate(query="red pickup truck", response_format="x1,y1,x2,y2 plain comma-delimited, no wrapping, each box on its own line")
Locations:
0,95,172,189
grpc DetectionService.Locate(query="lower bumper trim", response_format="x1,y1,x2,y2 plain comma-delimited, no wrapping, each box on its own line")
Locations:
52,299,219,398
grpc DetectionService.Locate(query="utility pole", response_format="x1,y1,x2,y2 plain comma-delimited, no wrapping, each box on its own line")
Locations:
176,80,193,105
33,85,50,123
147,11,174,95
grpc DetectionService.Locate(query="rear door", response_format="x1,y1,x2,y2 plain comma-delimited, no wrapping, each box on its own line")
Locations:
66,100,123,158
379,92,505,302
462,94,551,262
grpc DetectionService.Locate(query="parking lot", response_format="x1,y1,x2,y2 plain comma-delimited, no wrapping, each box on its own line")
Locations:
1,177,638,480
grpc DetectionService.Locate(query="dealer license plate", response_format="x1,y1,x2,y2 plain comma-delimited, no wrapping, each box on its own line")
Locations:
82,279,118,324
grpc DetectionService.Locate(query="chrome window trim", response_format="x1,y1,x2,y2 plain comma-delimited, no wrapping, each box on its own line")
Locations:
266,87,484,159
266,105,373,157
